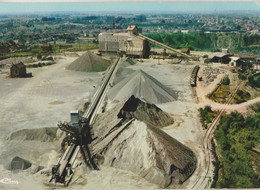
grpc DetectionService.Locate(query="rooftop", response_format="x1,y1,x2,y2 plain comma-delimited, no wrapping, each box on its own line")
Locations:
126,25,137,31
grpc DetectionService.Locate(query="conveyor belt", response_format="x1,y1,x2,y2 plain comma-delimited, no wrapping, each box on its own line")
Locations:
49,56,122,186
136,33,193,60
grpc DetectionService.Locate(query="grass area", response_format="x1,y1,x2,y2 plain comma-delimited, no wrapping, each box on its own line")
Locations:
232,88,251,104
208,84,231,104
52,43,98,52
198,105,217,129
212,112,260,188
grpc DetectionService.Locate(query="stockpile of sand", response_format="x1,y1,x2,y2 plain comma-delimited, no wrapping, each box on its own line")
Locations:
118,95,174,128
91,97,196,188
67,51,111,72
8,127,58,142
108,70,178,104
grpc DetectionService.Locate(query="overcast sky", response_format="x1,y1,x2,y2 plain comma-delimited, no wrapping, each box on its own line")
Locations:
0,2,259,14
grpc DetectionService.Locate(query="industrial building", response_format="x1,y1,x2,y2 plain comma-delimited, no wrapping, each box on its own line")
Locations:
10,62,32,78
207,53,232,64
98,26,150,58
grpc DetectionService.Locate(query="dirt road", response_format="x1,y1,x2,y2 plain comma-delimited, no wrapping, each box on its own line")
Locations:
0,55,101,189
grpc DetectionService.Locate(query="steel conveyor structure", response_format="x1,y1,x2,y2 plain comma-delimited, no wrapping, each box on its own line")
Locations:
49,56,122,186
136,33,195,60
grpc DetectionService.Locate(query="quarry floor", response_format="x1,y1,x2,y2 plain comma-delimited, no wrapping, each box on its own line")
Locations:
0,55,206,189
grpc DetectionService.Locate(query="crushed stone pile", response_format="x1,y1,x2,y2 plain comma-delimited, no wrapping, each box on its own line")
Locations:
0,57,35,65
113,57,136,85
118,95,174,128
6,156,32,171
91,97,196,188
65,52,80,57
108,69,178,104
8,127,58,142
202,66,222,85
67,51,111,72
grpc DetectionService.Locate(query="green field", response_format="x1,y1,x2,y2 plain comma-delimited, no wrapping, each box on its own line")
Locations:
208,84,231,104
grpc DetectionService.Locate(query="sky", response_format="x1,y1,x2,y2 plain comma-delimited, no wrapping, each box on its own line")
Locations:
0,2,259,14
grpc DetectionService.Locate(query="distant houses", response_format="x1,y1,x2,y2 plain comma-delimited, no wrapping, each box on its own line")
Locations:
203,50,260,71
10,62,32,78
0,40,23,54
41,43,52,53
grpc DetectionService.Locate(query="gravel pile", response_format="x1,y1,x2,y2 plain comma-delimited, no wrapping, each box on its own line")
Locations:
0,57,36,65
113,57,137,85
118,95,174,128
108,69,178,104
202,66,221,84
8,127,58,142
91,96,196,188
67,51,111,72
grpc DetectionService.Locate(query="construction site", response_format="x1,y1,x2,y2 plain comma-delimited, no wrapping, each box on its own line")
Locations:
0,25,259,189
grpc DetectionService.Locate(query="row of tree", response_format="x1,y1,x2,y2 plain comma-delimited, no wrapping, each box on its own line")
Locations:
147,32,260,53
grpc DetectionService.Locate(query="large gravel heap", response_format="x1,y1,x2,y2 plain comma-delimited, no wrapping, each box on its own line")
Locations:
113,57,136,85
108,69,178,104
92,96,197,188
8,127,58,142
118,95,174,128
67,51,111,72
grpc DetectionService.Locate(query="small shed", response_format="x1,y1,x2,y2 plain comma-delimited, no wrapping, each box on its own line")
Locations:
10,62,26,78
10,62,32,78
181,48,190,55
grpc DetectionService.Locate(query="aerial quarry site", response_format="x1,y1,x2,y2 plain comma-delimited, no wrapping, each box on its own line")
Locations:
0,5,260,190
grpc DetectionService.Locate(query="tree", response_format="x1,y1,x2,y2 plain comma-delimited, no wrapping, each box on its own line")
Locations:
223,76,230,85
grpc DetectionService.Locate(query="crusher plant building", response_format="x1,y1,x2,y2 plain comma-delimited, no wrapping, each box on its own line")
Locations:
98,26,150,58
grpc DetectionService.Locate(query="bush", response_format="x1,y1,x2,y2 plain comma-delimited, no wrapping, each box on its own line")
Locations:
237,89,243,96
248,75,260,88
222,76,230,85
234,89,251,104
37,54,42,60
238,73,247,80
215,112,260,188
199,106,216,129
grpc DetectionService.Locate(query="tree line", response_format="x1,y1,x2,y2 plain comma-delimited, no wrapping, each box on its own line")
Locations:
214,111,260,188
147,32,260,53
